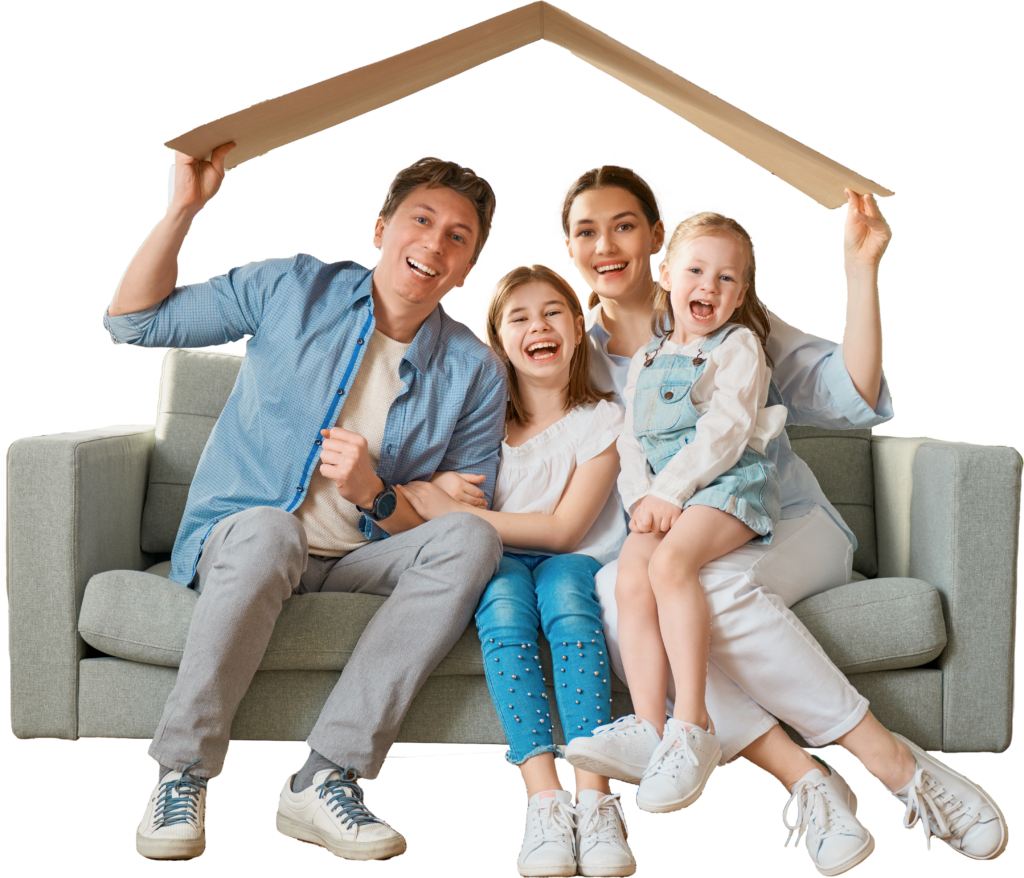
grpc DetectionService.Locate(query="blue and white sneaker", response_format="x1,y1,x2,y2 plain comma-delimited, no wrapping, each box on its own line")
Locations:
277,768,406,860
136,767,208,859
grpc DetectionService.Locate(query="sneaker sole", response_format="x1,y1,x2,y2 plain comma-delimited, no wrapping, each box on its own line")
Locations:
892,733,1009,860
578,860,637,877
517,859,576,877
815,832,874,877
564,742,647,785
636,743,720,813
136,831,205,860
276,812,407,860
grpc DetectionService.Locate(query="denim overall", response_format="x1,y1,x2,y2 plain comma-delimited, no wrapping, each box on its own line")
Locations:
634,325,781,541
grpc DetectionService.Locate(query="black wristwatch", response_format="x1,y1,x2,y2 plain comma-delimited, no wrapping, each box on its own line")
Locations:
357,482,398,522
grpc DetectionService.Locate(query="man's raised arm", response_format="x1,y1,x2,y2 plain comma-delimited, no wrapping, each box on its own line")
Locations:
109,143,235,317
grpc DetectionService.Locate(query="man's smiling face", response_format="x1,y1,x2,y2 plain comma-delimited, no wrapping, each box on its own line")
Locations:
372,184,479,317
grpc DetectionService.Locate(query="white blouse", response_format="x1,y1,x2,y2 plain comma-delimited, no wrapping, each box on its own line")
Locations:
494,400,628,566
617,327,788,512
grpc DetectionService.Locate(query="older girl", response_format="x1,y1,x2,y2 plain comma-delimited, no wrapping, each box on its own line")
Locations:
399,265,635,878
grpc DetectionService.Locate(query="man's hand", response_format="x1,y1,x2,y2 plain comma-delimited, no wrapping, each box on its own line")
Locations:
170,143,236,218
395,482,463,520
629,495,682,534
319,427,384,509
430,471,487,508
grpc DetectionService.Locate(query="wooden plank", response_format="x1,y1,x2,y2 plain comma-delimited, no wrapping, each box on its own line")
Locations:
541,4,892,207
165,3,545,169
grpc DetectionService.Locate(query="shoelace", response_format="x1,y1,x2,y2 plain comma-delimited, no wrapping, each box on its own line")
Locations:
782,777,852,848
576,794,628,850
591,715,644,738
644,724,699,778
900,767,979,849
527,798,578,853
153,760,207,830
318,767,385,830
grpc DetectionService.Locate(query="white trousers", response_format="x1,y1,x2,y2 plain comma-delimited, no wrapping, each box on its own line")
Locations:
596,505,869,762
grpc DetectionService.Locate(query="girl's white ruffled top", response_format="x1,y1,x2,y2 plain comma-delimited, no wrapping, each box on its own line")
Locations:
495,400,628,566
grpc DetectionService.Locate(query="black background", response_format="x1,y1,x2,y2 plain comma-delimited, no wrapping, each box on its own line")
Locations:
8,1,1015,868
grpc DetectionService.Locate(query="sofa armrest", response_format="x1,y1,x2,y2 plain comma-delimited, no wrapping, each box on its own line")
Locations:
7,426,155,738
875,436,1021,751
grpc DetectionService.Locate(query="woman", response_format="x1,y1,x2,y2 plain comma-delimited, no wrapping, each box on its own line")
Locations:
558,166,1006,872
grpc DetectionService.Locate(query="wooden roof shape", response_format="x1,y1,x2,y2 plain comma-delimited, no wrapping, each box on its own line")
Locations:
166,2,892,208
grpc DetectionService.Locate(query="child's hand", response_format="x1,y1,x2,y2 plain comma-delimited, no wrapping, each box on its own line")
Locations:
429,471,487,508
395,481,463,520
629,496,683,533
844,188,892,268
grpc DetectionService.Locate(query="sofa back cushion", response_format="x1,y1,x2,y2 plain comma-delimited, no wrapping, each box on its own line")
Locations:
140,349,243,553
786,426,877,577
139,351,878,577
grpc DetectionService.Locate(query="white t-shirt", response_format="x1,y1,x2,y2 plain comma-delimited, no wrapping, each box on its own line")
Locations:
494,400,628,567
617,327,787,512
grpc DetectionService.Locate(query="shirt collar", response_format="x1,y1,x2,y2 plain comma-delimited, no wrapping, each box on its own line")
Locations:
362,270,443,374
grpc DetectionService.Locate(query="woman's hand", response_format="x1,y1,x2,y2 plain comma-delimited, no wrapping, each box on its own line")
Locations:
395,481,464,520
844,188,892,268
629,496,682,533
429,471,487,508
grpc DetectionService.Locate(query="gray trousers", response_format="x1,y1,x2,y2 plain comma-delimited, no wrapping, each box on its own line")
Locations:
149,507,502,779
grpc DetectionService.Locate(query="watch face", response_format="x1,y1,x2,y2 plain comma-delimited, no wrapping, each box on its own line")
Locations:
375,488,398,521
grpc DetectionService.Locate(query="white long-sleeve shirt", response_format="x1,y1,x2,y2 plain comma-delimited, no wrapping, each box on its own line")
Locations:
617,327,788,512
586,305,894,549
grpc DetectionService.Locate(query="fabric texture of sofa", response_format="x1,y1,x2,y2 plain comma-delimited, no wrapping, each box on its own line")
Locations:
8,349,1021,752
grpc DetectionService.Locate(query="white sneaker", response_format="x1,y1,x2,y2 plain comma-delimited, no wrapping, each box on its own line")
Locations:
136,768,207,860
783,764,874,876
564,715,662,784
636,718,720,813
276,768,406,860
518,790,578,877
892,733,1007,859
575,790,636,877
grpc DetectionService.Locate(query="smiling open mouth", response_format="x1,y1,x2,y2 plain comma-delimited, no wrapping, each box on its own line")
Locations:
407,258,437,278
526,341,560,360
690,300,715,320
596,262,627,275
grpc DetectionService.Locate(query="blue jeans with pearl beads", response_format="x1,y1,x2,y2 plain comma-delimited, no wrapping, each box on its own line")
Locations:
475,551,610,765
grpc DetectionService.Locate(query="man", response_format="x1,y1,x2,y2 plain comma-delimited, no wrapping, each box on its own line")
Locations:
105,143,506,861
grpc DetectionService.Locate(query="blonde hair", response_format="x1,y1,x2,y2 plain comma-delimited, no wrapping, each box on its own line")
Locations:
486,265,612,427
653,212,772,365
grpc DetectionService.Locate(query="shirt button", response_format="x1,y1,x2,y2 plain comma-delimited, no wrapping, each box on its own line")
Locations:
337,389,344,395
296,487,302,492
664,391,674,399
315,439,322,445
357,338,364,345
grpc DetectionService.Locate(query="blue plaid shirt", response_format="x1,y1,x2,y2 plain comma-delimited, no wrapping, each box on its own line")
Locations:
104,255,507,585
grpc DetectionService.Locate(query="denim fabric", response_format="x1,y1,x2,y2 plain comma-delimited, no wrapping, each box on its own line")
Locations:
103,257,506,584
475,552,609,764
634,326,781,540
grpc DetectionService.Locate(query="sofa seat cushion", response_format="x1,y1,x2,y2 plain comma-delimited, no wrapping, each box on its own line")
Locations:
791,578,947,674
79,567,485,675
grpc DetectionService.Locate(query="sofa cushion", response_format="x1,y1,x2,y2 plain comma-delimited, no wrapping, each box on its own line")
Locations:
141,349,242,553
80,566,945,678
790,577,946,673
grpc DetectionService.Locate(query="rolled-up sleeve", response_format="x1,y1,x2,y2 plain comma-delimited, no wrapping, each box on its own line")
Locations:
768,311,893,429
102,256,300,348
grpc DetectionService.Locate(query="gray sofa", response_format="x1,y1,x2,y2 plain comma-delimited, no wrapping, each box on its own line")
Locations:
8,349,1020,752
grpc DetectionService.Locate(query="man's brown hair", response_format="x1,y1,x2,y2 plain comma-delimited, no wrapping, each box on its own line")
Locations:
380,157,496,263
487,265,612,428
